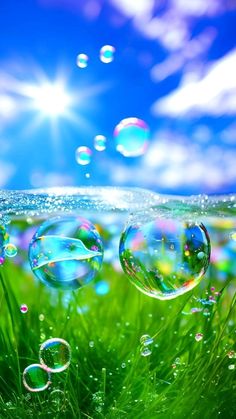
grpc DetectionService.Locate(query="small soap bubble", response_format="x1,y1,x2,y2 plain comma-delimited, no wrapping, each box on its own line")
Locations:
23,364,51,392
140,347,152,357
4,243,18,258
119,220,211,300
0,225,9,264
75,146,92,165
94,135,106,151
227,350,235,359
39,338,71,372
121,363,126,368
228,364,235,370
195,333,203,342
140,335,154,346
20,304,28,314
85,173,90,179
28,216,103,290
76,53,89,68
99,45,115,63
114,117,150,157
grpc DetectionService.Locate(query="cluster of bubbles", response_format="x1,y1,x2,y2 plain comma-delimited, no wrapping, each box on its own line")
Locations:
23,338,71,392
140,334,154,357
28,216,103,290
119,219,211,300
76,45,115,68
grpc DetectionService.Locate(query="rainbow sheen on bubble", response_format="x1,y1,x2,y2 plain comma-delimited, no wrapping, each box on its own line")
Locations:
114,117,150,157
119,219,211,300
94,135,106,151
4,243,18,257
28,216,103,290
76,53,89,68
0,225,9,263
39,338,71,372
75,146,92,165
99,45,115,63
23,364,51,392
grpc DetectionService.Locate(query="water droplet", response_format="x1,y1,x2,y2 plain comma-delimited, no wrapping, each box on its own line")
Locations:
39,314,45,321
119,220,211,300
28,216,103,290
75,146,92,165
114,117,150,157
4,243,18,257
195,333,203,342
23,364,51,392
0,225,9,264
227,350,235,359
95,280,110,295
140,347,152,357
94,135,106,151
99,45,115,63
140,335,154,346
228,364,235,370
39,338,71,372
89,341,94,348
121,362,126,368
20,304,28,314
76,53,89,68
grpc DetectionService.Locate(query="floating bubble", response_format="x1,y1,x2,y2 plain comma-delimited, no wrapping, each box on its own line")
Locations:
39,338,71,372
4,243,18,258
119,219,211,300
95,280,109,295
140,347,152,357
195,333,203,342
99,45,115,63
114,117,150,157
20,304,28,314
0,225,9,263
75,146,92,165
140,335,154,346
28,216,103,290
94,135,106,151
23,364,51,392
76,53,89,68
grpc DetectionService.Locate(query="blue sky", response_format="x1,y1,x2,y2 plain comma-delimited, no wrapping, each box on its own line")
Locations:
0,0,236,194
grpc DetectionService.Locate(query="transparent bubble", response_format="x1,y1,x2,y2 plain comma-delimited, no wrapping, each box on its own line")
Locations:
0,225,9,264
99,45,115,63
95,280,109,295
75,146,92,165
114,117,150,157
76,53,89,68
20,304,28,313
140,335,154,346
228,364,235,370
195,333,203,342
119,219,211,300
23,364,51,392
39,338,71,372
28,216,103,290
140,347,152,357
94,135,106,151
4,243,18,258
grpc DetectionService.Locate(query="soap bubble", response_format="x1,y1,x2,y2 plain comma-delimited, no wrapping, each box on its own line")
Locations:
20,304,28,313
4,243,18,258
119,219,211,300
195,333,203,342
39,338,71,373
99,45,115,63
28,216,103,290
76,53,89,68
75,146,92,165
114,117,150,157
94,135,106,151
0,225,9,263
140,335,153,346
23,364,51,392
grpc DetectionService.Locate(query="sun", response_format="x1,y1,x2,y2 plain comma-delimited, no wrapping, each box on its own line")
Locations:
30,81,72,118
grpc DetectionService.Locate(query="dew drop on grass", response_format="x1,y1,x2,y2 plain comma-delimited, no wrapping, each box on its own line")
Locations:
75,146,92,165
228,364,235,370
76,53,89,68
89,341,95,348
140,347,152,357
114,117,150,157
140,335,154,346
20,304,28,313
28,216,103,290
227,350,235,359
195,333,203,342
94,135,106,151
99,45,115,63
23,364,51,392
39,338,71,372
119,220,211,300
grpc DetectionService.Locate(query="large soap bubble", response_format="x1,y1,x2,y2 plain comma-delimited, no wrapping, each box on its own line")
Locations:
29,216,103,290
119,219,211,300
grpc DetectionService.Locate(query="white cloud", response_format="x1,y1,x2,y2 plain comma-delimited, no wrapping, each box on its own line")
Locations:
0,161,16,187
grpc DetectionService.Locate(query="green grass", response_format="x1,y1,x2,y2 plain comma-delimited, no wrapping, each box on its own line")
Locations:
0,219,235,419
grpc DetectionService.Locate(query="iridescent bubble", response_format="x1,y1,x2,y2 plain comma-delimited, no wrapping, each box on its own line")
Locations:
4,243,18,258
23,364,51,392
20,304,28,314
94,135,106,151
76,53,89,68
75,146,92,165
140,347,152,357
119,219,211,300
114,117,150,157
99,45,115,63
28,216,103,290
0,225,9,264
39,338,71,373
140,335,154,346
